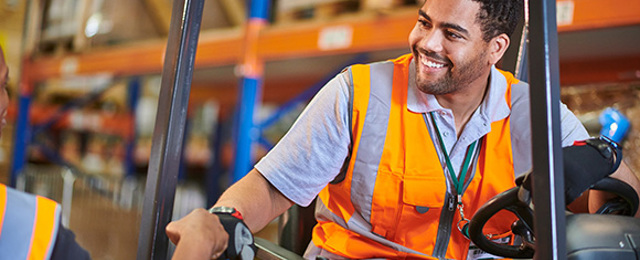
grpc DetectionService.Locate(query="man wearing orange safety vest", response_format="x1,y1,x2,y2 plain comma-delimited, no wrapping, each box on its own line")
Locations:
0,45,90,259
167,0,640,259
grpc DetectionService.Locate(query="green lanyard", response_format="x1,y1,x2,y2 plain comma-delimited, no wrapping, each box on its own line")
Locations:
428,112,477,200
429,112,478,238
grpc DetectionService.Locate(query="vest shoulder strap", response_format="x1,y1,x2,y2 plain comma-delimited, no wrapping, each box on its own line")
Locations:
331,66,356,184
330,56,406,184
0,184,61,260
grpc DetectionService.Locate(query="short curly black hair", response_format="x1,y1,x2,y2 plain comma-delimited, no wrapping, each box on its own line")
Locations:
471,0,524,42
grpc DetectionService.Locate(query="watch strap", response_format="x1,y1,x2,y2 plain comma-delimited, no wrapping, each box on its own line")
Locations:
212,209,255,259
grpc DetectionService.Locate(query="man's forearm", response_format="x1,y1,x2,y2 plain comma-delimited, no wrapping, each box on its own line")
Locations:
214,168,294,232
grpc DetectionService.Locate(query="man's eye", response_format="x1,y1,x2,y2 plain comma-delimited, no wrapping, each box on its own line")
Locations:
447,31,462,39
419,20,431,28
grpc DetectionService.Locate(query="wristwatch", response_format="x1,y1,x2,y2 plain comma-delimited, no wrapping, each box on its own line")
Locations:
208,206,254,259
209,206,244,220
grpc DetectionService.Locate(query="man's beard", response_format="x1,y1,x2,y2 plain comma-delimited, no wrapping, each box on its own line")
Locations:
414,50,488,95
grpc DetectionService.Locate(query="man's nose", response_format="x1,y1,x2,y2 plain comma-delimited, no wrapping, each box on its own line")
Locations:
422,30,444,53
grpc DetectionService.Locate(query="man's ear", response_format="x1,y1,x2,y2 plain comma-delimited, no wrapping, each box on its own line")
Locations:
488,33,510,65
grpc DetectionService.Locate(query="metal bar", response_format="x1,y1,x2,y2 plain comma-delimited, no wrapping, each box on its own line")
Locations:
515,2,530,81
231,0,271,183
499,8,525,74
61,168,76,227
254,237,305,260
514,26,529,81
136,0,205,259
257,136,274,151
528,0,566,259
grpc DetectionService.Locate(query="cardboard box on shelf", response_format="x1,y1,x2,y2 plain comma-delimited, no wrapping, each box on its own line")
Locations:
275,0,360,23
274,0,418,24
361,0,418,11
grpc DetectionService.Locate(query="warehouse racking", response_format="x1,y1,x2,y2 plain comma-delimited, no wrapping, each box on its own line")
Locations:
7,0,640,258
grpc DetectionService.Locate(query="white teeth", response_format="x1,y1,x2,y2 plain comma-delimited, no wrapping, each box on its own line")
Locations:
422,59,445,68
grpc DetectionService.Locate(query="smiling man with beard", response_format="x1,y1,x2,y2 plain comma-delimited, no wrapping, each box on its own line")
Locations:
167,0,640,259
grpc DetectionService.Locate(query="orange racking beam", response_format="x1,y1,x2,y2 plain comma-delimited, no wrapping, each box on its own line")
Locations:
27,29,244,82
560,55,640,85
557,0,640,32
258,9,416,60
24,1,640,81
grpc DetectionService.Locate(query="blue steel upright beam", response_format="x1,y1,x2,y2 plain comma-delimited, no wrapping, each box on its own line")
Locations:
10,58,33,187
231,0,271,183
528,0,566,259
136,0,204,259
124,77,140,177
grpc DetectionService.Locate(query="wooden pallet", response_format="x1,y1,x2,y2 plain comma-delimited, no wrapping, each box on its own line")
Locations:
38,37,78,56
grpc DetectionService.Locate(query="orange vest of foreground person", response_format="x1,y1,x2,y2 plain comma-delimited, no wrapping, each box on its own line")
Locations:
314,54,519,259
0,183,61,260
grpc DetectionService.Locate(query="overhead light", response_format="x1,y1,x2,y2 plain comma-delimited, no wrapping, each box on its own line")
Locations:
85,13,103,38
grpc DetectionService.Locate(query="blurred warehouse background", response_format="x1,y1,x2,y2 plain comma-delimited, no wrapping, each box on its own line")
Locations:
0,0,639,259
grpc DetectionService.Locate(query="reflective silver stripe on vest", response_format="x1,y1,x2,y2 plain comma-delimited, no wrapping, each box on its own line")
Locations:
0,187,37,259
349,61,394,224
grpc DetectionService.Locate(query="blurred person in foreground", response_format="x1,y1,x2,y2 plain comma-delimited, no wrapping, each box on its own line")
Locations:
0,45,91,259
167,0,640,259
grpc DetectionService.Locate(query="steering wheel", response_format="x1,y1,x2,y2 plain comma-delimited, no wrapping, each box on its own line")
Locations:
467,176,639,259
467,136,637,258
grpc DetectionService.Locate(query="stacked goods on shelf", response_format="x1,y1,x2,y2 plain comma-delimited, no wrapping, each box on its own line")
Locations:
83,0,159,48
361,0,420,11
183,101,219,167
274,0,419,24
39,0,87,54
38,0,243,56
39,0,161,55
134,75,223,172
144,0,241,35
29,76,131,177
133,75,160,167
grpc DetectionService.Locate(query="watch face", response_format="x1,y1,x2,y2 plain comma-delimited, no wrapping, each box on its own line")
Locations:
209,206,236,214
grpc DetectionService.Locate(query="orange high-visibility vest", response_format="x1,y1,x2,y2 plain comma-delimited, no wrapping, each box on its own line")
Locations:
0,183,61,260
313,54,519,259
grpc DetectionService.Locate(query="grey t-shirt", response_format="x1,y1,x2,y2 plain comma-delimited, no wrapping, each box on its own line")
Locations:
255,63,589,207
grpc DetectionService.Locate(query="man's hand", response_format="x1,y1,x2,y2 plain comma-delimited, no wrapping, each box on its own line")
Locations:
166,208,229,259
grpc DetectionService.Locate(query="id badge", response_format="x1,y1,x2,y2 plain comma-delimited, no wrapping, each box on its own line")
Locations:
466,237,510,260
